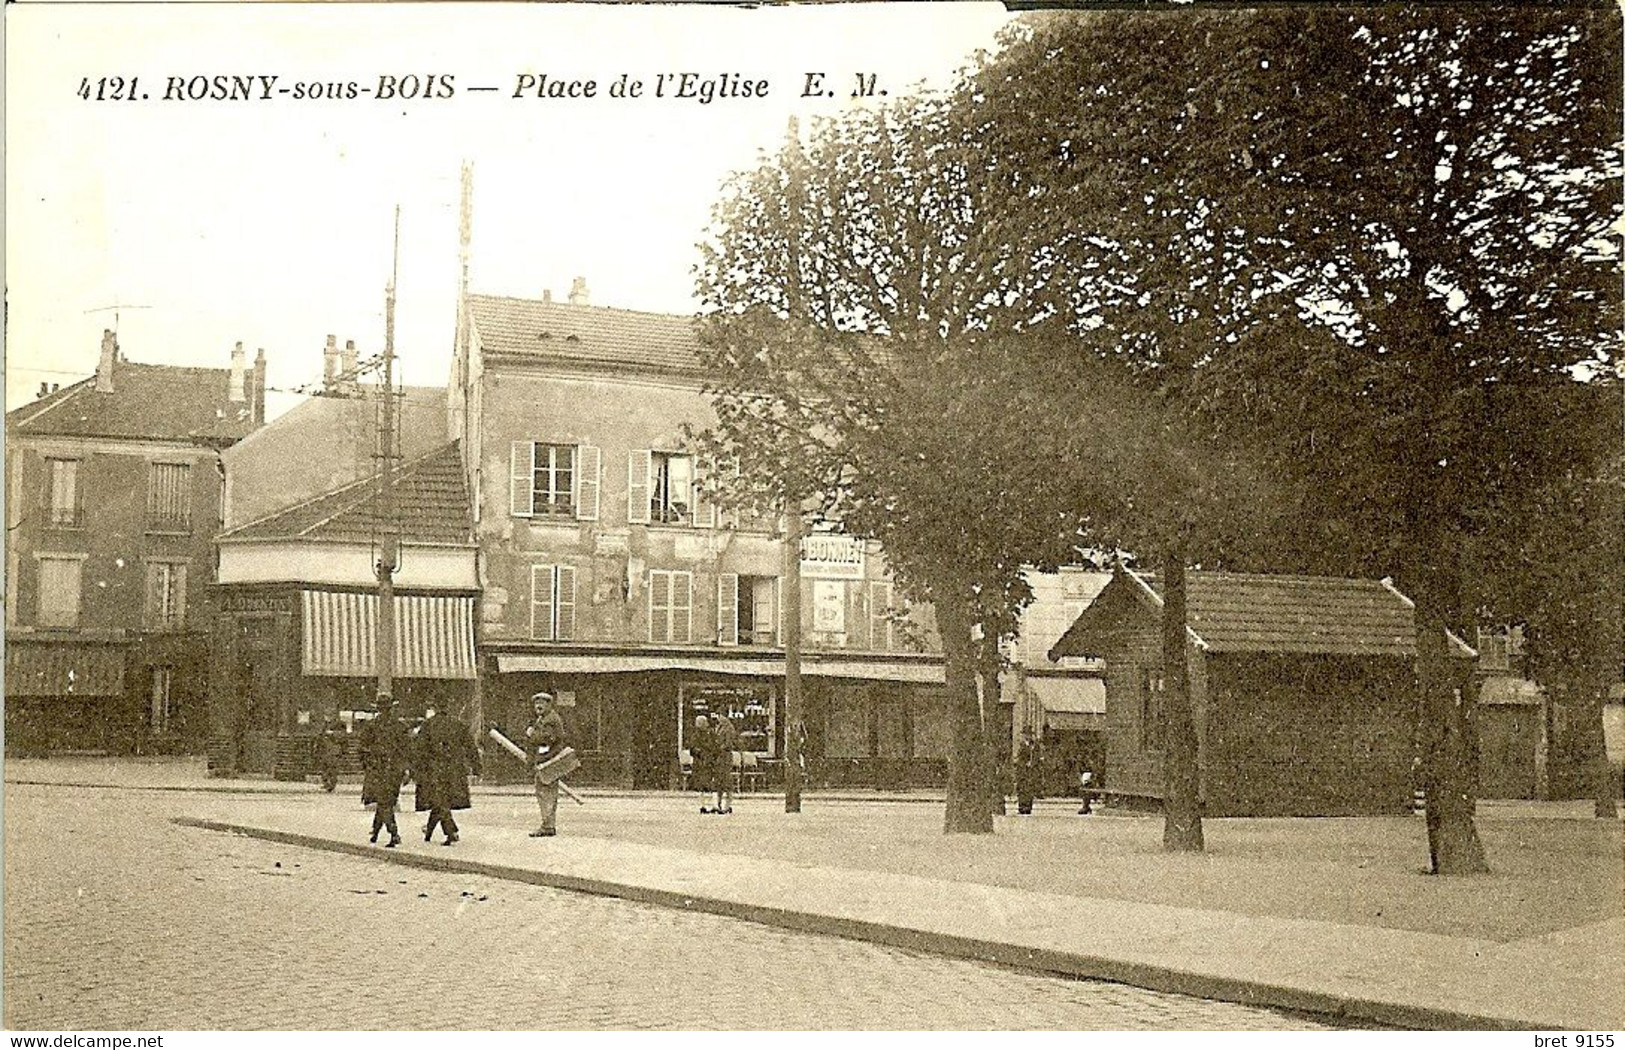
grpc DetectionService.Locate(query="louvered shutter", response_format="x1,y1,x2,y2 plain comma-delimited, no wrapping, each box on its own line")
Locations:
531,564,554,641
576,446,601,521
556,566,576,641
171,565,188,628
511,441,535,517
871,581,893,652
673,572,693,644
692,458,716,529
775,577,783,647
143,563,160,629
649,570,671,643
627,450,651,524
717,573,739,646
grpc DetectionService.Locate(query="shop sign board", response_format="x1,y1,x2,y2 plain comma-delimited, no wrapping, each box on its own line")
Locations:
800,534,865,579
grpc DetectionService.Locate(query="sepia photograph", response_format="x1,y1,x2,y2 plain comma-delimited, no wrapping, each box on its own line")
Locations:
4,0,1622,1037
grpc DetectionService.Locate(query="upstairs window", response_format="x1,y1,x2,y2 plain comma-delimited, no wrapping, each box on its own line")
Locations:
147,462,191,533
649,569,693,644
511,442,600,520
717,574,777,646
145,560,188,630
628,451,713,527
530,564,577,641
46,458,81,528
36,555,84,628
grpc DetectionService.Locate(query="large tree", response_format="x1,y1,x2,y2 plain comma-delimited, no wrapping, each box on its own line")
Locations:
958,6,1622,869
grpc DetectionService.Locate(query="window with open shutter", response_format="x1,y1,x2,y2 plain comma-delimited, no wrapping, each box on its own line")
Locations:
628,450,651,524
556,566,576,641
717,573,739,645
576,446,601,521
511,441,535,517
530,564,556,641
46,458,80,527
870,581,894,652
691,458,716,529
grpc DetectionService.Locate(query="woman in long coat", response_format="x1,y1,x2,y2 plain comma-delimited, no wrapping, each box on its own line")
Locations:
412,707,482,845
358,695,411,847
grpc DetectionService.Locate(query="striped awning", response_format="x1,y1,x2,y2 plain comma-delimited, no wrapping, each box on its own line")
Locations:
301,590,476,679
4,642,127,698
494,652,945,683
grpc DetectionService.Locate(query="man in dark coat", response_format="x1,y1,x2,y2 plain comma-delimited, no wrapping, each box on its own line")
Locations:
1014,728,1042,816
525,692,567,837
413,705,482,845
358,693,411,847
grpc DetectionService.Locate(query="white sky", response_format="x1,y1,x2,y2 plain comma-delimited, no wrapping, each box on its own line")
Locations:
4,2,1015,417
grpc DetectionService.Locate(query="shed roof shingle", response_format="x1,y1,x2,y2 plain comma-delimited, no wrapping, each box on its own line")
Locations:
1050,568,1471,660
220,442,471,545
468,294,701,375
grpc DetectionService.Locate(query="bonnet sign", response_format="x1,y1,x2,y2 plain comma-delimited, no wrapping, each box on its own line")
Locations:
799,534,865,580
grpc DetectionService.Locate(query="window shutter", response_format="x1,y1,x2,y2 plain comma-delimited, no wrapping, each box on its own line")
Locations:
511,441,535,517
172,565,188,628
531,564,554,641
691,458,716,529
871,581,893,652
649,570,671,643
775,577,783,647
143,563,160,629
627,450,651,524
556,565,576,641
717,573,739,646
674,572,693,644
576,446,601,521
754,577,776,641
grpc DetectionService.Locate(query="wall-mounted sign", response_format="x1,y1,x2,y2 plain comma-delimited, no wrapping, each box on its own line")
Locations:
799,534,865,579
812,580,847,634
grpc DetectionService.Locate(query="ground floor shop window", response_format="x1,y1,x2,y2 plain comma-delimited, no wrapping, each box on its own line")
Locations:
679,681,775,756
911,693,952,758
824,691,870,758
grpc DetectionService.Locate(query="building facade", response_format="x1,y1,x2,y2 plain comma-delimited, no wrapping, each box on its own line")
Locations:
451,288,953,789
5,332,265,754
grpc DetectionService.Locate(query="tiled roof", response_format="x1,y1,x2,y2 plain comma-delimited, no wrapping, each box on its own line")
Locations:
6,362,259,444
1051,568,1454,659
220,442,471,545
468,294,701,375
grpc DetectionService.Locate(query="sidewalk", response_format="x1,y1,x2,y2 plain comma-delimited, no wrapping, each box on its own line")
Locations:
151,785,1623,1032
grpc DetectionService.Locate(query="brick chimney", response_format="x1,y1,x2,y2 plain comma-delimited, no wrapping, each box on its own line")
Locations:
341,340,358,393
229,342,247,402
568,277,589,306
95,329,118,393
542,289,552,304
323,334,339,391
252,347,267,425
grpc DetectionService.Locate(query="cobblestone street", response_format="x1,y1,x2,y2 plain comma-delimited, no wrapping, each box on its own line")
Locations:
4,783,1332,1031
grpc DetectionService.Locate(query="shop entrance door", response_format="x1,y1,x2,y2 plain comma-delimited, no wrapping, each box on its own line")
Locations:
631,689,675,789
237,616,285,774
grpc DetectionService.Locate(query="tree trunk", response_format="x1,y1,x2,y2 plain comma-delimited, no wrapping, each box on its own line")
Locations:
1161,559,1204,852
1413,557,1490,875
941,597,994,834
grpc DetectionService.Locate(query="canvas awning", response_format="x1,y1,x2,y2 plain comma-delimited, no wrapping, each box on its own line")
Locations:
1029,676,1106,714
4,642,127,698
301,590,476,679
494,651,944,683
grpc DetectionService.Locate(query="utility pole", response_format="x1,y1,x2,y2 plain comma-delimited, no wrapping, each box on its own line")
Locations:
456,163,483,736
376,207,401,698
783,510,804,812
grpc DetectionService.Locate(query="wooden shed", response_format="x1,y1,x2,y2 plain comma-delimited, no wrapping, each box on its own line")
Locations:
1049,568,1475,817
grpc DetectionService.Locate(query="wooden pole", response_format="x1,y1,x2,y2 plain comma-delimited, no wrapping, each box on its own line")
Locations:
783,509,804,813
376,207,401,698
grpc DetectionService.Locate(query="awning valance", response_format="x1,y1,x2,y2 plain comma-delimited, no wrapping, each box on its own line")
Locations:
301,590,475,679
5,642,127,698
495,651,944,683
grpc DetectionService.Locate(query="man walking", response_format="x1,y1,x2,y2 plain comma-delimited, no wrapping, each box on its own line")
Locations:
358,693,411,847
525,692,567,838
1015,728,1042,816
413,705,482,845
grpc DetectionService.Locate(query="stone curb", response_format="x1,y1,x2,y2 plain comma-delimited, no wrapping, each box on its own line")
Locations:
172,816,1547,1032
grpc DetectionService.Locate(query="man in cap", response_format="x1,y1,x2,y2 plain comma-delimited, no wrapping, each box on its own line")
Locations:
358,691,410,847
524,691,567,837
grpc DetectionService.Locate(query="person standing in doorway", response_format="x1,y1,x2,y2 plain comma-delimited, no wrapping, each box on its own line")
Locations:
525,692,567,837
413,705,482,845
358,693,410,847
1014,728,1042,816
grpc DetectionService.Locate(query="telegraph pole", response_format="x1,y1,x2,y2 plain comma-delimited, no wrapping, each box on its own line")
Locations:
780,115,808,814
376,207,401,698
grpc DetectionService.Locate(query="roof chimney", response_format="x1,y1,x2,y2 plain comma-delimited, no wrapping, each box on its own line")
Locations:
229,342,247,402
542,289,552,304
323,334,339,390
252,347,267,425
95,329,118,393
568,277,589,307
342,339,358,393
37,381,50,399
